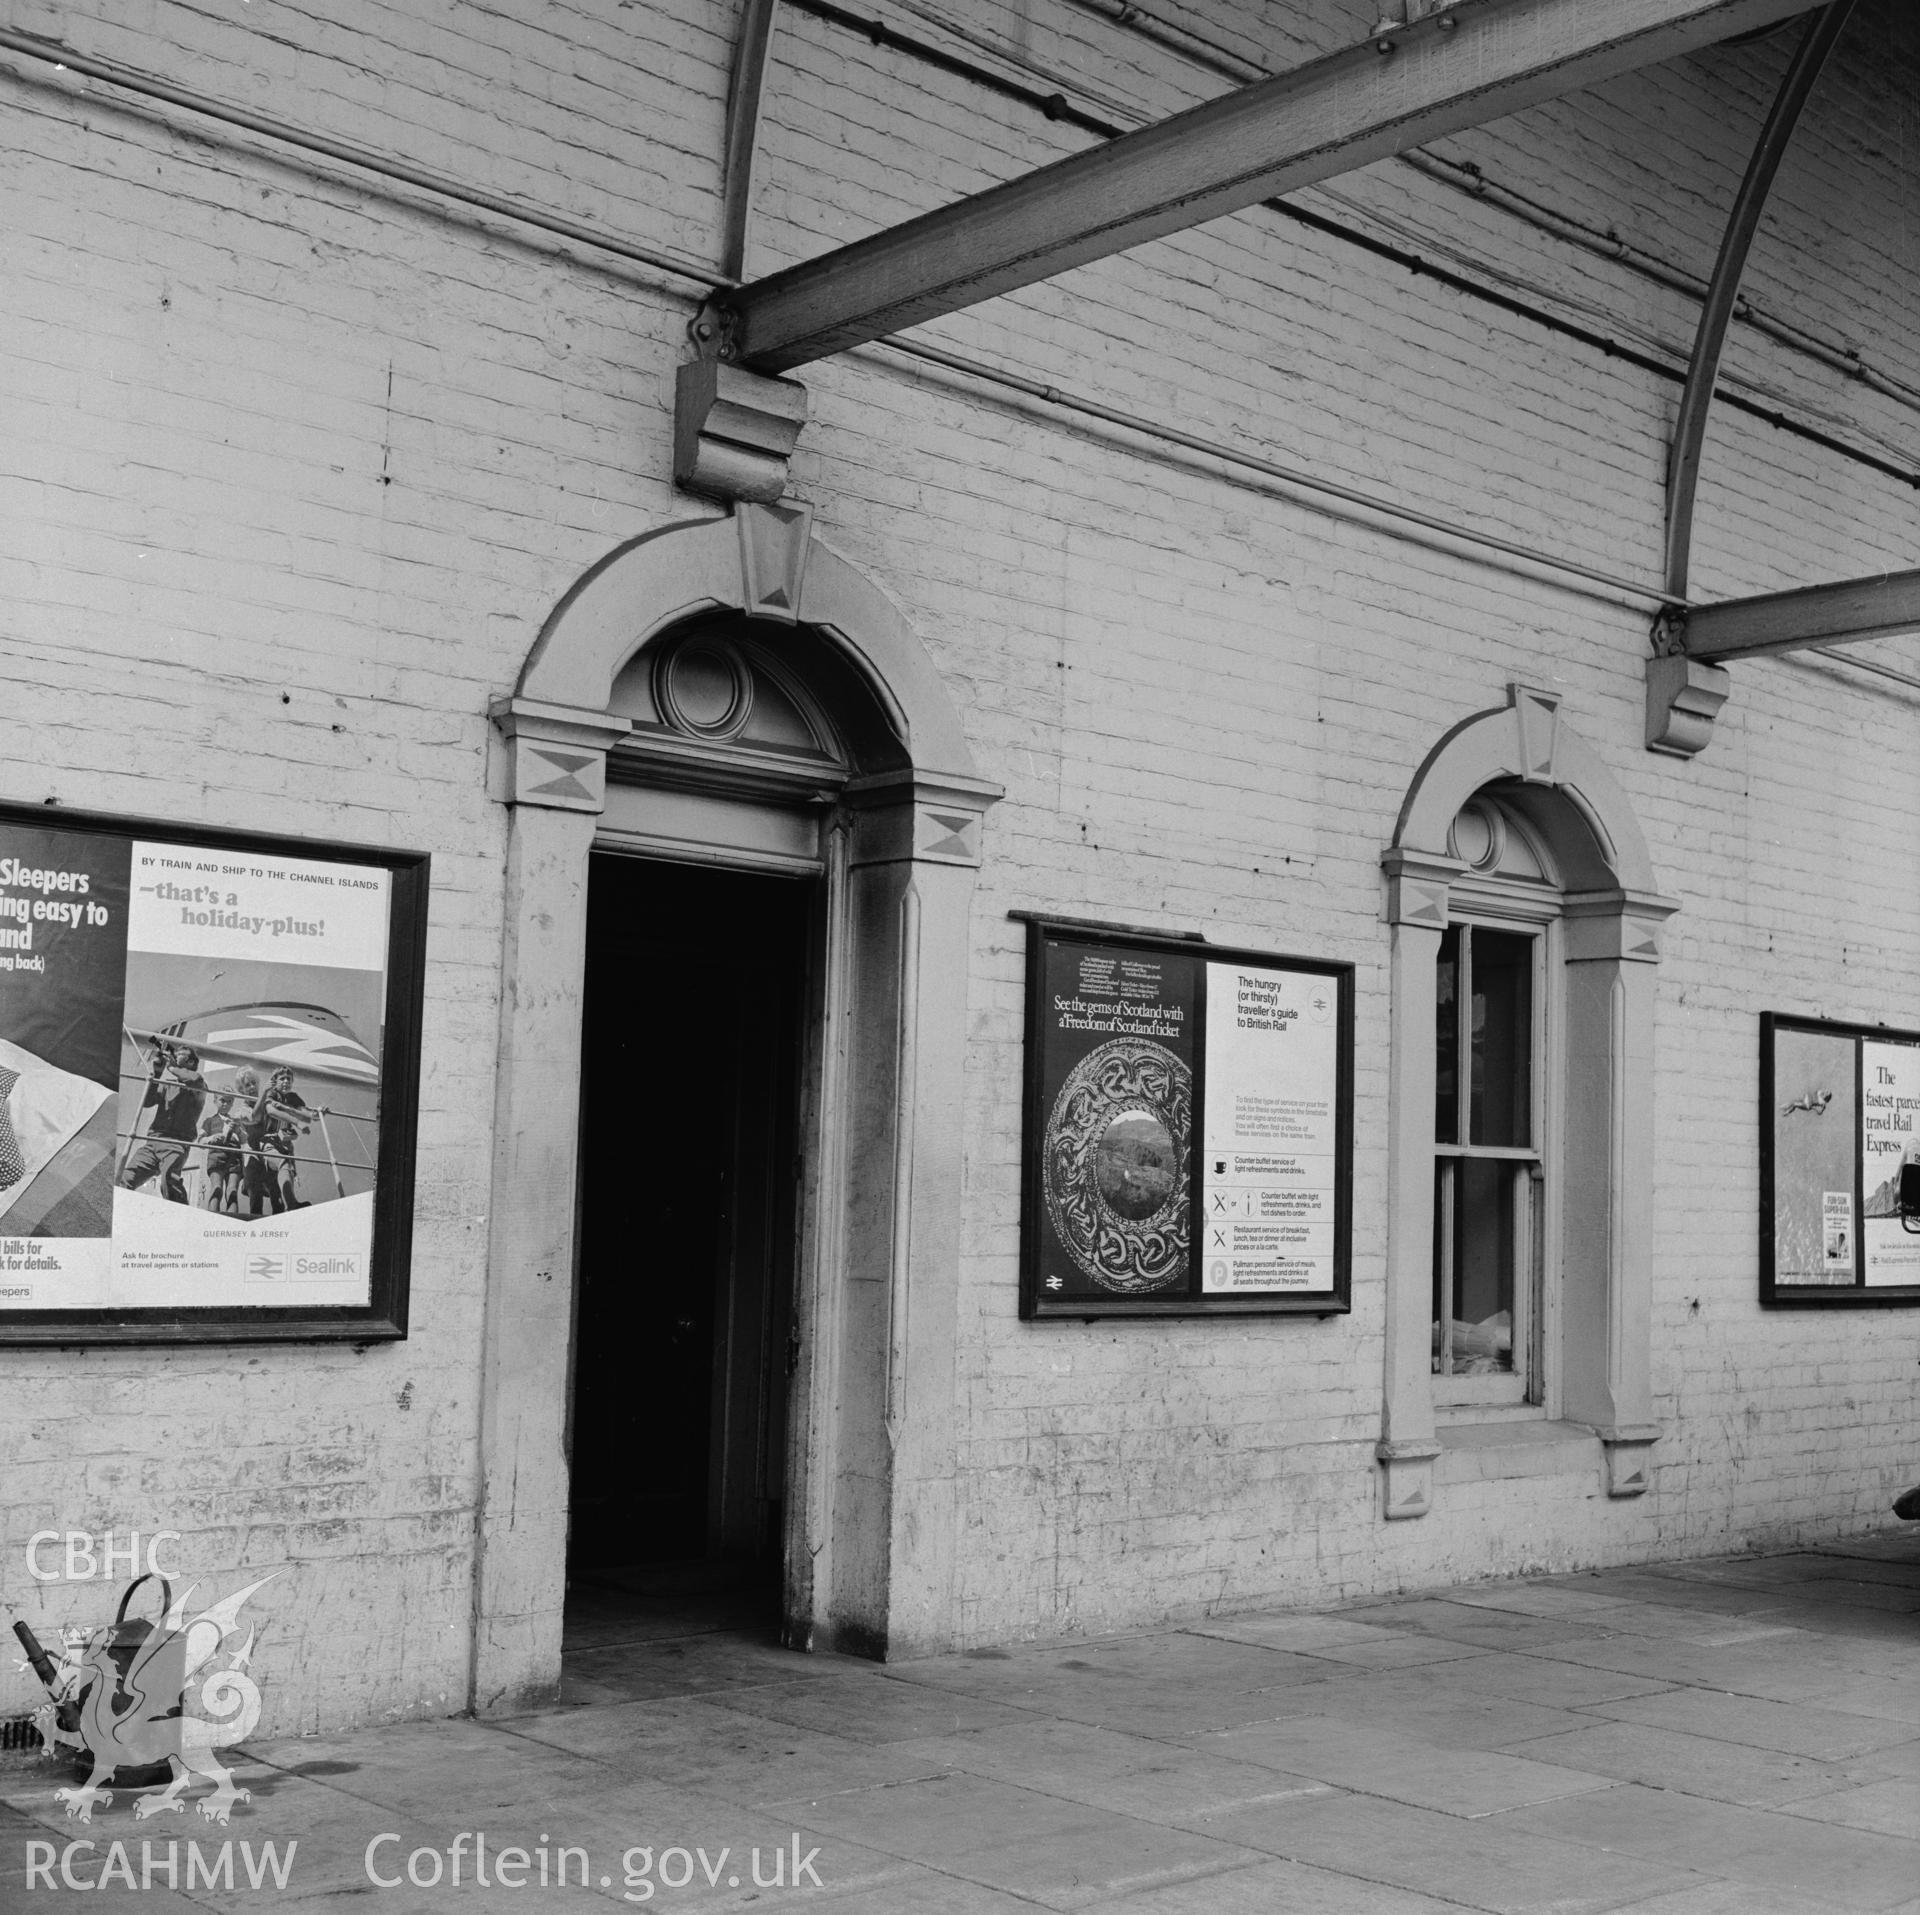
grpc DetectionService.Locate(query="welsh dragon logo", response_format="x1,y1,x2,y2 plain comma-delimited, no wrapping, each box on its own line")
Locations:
28,1573,274,1826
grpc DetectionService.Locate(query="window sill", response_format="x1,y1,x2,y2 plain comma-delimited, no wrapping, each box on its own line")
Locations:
1435,1397,1539,1423
1432,1376,1530,1411
1433,1419,1600,1486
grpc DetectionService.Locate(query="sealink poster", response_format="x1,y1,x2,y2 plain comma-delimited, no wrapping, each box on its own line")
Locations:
0,823,389,1313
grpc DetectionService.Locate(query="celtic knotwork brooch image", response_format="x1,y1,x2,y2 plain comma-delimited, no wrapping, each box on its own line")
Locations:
1043,1037,1191,1293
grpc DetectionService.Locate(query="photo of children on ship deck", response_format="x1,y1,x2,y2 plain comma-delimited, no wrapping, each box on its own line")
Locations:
116,952,383,1217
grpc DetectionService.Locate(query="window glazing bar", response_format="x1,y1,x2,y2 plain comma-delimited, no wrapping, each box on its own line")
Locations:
1457,925,1474,1150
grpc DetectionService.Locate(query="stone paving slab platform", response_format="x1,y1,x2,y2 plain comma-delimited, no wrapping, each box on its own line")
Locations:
3,1533,1915,1912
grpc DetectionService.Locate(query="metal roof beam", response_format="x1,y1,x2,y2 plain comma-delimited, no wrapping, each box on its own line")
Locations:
1663,1,1854,600
1676,569,1920,662
720,0,785,282
715,0,1820,372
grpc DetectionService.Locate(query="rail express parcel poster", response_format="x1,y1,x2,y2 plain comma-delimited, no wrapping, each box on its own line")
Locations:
0,808,424,1341
1020,919,1351,1319
1763,1013,1920,1306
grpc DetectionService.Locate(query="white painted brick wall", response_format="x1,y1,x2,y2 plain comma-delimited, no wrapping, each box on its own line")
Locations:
1,0,1916,1727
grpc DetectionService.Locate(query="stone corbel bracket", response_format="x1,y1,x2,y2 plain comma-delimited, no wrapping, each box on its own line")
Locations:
489,696,633,812
674,359,809,505
1646,640,1731,760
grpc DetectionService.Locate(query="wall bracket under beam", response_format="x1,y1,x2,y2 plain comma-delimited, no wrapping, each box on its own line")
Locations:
674,358,810,504
1645,654,1732,757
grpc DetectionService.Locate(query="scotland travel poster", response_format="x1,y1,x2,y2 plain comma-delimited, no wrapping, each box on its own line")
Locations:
0,812,406,1323
1022,920,1351,1317
1030,935,1197,1306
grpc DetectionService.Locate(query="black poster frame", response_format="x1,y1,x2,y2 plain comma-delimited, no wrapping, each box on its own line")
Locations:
1760,1011,1920,1308
0,801,428,1345
1018,914,1353,1321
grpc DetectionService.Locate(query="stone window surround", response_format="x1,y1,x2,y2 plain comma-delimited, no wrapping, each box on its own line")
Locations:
1378,686,1677,1521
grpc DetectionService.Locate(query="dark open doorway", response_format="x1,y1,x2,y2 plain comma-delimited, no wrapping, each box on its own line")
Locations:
566,853,811,1649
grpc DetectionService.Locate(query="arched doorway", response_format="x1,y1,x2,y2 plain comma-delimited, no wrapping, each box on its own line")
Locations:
472,506,998,1713
569,613,858,1628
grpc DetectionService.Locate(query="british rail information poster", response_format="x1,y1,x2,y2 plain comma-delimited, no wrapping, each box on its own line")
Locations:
1198,963,1340,1293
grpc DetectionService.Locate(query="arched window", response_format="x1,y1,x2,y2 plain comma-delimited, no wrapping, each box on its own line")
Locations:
1379,688,1676,1521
